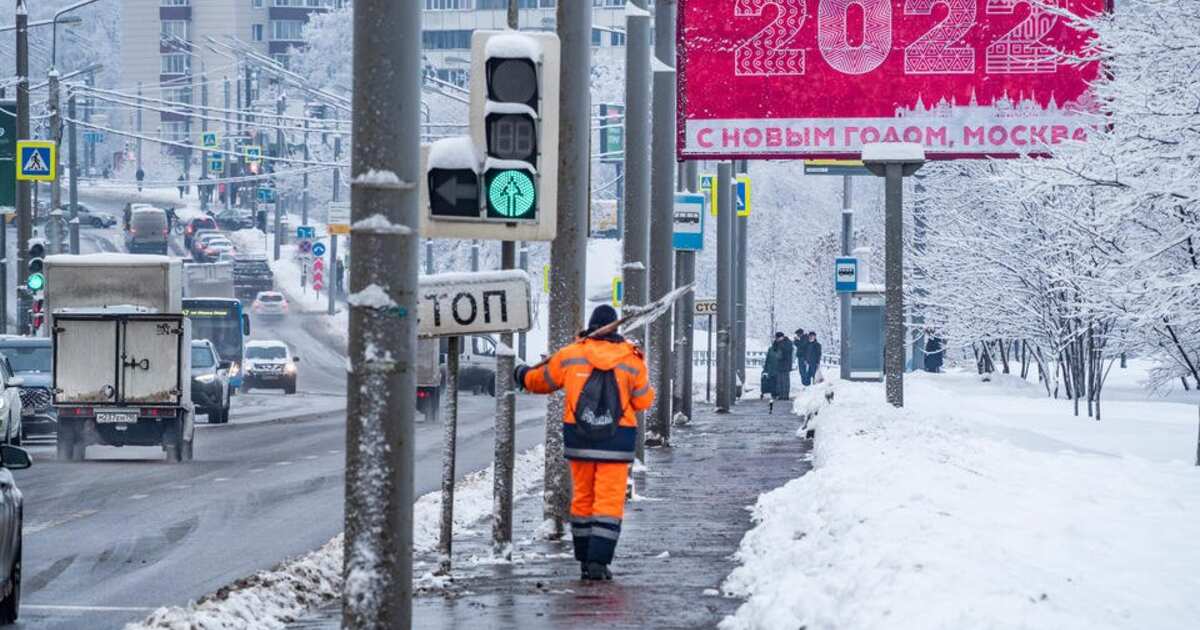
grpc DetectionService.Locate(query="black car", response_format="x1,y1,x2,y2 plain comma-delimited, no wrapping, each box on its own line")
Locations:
0,337,55,438
213,209,254,232
0,444,31,624
190,340,231,424
233,255,275,303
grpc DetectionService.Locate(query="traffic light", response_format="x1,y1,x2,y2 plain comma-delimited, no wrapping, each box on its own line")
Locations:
27,240,45,292
30,295,44,332
420,30,560,242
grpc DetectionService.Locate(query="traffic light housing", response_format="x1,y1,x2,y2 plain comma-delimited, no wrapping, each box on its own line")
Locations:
420,30,560,242
27,240,45,292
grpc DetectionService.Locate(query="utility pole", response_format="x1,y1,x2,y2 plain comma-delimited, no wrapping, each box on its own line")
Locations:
223,76,232,211
543,0,591,535
328,135,341,316
16,0,30,307
910,174,927,372
302,110,310,225
623,0,651,460
840,176,853,380
48,68,61,253
136,81,143,174
343,0,420,627
200,69,209,212
735,161,748,394
647,0,676,445
492,0,519,557
274,94,286,262
715,162,734,412
68,94,79,254
672,161,698,422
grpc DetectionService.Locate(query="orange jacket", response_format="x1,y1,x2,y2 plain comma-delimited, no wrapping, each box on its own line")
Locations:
523,337,654,461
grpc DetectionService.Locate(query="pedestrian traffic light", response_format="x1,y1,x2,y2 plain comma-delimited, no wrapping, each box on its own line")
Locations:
27,241,45,292
30,295,44,332
419,30,560,242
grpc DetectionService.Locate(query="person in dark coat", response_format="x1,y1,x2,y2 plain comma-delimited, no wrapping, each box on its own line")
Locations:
773,332,793,400
924,332,945,373
761,343,779,399
802,332,822,386
793,329,809,384
136,167,145,192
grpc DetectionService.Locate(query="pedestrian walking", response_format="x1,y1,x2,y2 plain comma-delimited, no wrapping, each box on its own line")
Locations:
772,332,793,400
924,331,945,373
762,342,779,399
136,167,145,192
793,329,809,385
177,174,186,199
802,332,822,386
516,305,655,582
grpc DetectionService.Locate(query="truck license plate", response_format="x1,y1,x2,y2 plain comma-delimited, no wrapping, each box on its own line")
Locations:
96,412,138,424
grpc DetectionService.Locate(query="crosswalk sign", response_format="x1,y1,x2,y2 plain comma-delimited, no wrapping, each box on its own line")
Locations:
245,145,262,165
16,141,55,181
201,132,219,149
701,174,751,217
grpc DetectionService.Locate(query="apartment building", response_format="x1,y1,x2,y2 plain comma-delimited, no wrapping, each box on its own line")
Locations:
119,0,336,148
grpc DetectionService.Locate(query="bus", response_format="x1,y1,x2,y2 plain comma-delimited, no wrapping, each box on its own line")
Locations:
182,298,251,390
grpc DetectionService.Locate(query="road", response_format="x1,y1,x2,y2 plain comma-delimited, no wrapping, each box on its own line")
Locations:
6,201,548,628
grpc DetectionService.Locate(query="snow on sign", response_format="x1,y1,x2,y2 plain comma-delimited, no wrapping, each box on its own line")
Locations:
677,0,1109,160
418,270,532,337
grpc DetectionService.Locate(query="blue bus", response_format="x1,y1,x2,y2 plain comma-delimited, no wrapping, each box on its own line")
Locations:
182,298,251,389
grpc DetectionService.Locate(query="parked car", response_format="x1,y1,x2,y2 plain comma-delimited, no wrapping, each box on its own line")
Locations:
242,340,299,394
191,340,231,424
124,206,169,255
0,337,54,439
70,204,118,228
251,291,289,318
214,209,254,231
0,444,31,624
184,216,218,250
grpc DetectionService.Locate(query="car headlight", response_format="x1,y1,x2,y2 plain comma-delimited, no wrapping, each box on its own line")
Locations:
284,363,296,374
195,374,216,383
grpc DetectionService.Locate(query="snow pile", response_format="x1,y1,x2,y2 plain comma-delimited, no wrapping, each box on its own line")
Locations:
129,445,546,630
720,372,1200,630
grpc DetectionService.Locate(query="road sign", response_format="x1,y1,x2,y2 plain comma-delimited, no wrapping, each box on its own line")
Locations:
694,298,718,317
701,174,750,217
298,240,312,255
328,201,350,235
599,103,624,164
416,270,533,337
296,226,316,240
672,192,705,251
209,156,224,173
835,257,859,293
313,278,324,292
612,277,623,307
313,257,325,271
677,0,1106,160
83,131,105,144
201,131,219,149
245,145,263,165
16,141,55,181
312,242,327,257
257,187,276,203
0,101,14,207
542,264,550,293
805,160,872,177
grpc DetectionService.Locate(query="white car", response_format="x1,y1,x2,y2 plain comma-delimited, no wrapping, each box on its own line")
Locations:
252,291,289,317
243,340,299,394
0,360,24,445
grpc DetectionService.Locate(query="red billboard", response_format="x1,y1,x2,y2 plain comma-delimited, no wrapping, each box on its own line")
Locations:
677,0,1109,160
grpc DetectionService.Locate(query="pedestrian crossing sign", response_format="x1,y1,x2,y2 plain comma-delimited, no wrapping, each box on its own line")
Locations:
245,145,262,165
16,140,55,181
201,132,219,149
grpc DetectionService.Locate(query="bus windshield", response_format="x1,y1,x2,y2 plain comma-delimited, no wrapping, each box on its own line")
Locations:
183,299,244,367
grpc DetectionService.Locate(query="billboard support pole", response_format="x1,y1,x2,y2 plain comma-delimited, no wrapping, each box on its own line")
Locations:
840,176,853,380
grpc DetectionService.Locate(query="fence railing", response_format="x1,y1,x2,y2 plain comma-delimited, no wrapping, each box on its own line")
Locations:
692,351,840,368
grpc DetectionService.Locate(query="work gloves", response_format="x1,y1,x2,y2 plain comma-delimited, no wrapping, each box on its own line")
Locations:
513,364,530,391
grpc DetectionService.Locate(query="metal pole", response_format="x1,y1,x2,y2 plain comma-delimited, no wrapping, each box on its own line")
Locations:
840,176,853,380
200,70,209,212
328,136,341,316
136,81,143,174
493,242,516,555
438,335,460,574
884,163,905,407
16,1,30,311
470,240,479,271
910,174,927,372
517,241,528,361
543,0,591,535
706,313,713,403
715,162,734,412
735,162,748,397
48,69,61,253
224,76,232,211
424,240,433,275
343,0,420,626
675,162,698,421
68,94,79,254
506,0,518,30
623,0,651,461
302,114,310,226
647,0,676,444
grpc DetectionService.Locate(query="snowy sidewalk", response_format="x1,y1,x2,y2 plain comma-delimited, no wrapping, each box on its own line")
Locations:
289,399,813,629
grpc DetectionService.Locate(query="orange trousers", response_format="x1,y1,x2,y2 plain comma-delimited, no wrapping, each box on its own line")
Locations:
569,460,629,565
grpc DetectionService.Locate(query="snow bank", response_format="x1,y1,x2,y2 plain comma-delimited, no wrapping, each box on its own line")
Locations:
129,445,546,630
720,373,1200,630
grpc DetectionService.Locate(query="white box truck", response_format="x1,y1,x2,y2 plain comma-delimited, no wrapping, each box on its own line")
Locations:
44,254,195,462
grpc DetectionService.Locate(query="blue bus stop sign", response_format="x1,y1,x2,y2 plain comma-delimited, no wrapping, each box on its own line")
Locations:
835,257,858,293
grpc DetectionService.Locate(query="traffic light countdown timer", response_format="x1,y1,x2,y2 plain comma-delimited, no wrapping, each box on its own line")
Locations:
419,30,560,242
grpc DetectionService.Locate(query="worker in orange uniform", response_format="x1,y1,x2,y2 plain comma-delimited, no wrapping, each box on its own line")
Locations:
516,304,654,581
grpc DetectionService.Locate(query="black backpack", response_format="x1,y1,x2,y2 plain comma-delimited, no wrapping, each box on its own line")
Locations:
573,367,624,441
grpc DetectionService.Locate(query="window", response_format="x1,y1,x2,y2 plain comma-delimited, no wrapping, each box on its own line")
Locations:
252,24,264,41
425,0,471,9
476,0,539,7
436,68,468,87
161,53,190,74
161,0,190,5
163,87,192,104
610,31,625,46
593,0,625,6
162,121,189,142
161,20,190,40
270,19,305,41
272,53,291,68
422,30,472,50
253,0,263,7
591,28,602,47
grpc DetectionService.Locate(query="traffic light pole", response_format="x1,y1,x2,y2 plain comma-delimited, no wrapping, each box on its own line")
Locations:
715,162,734,412
343,0,420,627
68,94,79,255
543,0,591,535
622,0,650,461
48,68,62,253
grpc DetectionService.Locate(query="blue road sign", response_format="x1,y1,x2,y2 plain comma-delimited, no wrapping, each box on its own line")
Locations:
312,242,327,257
257,187,276,203
16,141,55,181
296,225,316,240
835,257,859,293
672,193,705,251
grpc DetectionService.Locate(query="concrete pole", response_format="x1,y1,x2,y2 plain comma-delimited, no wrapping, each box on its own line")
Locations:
884,164,905,407
735,163,748,394
343,0,421,626
715,162,734,412
647,0,676,444
492,0,520,556
328,135,341,316
623,0,651,461
200,72,209,212
276,95,287,263
48,69,61,253
302,114,310,225
224,76,232,211
673,162,698,421
16,1,30,306
68,95,79,255
840,176,854,379
136,81,143,173
543,0,591,534
438,335,460,574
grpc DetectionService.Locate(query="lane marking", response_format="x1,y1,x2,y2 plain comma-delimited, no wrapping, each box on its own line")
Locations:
276,461,292,466
213,477,230,482
129,494,149,500
303,455,318,460
328,450,340,454
24,604,156,612
249,468,266,473
23,510,99,535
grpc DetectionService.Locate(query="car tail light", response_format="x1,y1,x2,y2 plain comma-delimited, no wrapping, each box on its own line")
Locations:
140,407,173,417
58,406,93,417
417,389,429,399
